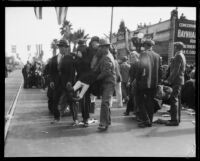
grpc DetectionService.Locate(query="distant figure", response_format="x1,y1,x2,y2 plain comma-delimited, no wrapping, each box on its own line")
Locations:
120,56,131,103
22,61,31,88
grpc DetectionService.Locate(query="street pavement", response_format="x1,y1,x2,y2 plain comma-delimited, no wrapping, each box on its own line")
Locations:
4,72,196,157
5,70,23,116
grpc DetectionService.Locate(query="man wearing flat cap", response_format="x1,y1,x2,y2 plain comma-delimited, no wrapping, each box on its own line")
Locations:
136,39,162,128
96,38,116,131
165,41,186,126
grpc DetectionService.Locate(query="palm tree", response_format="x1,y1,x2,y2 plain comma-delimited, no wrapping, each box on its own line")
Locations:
51,39,58,57
72,29,89,52
60,20,73,51
60,20,73,39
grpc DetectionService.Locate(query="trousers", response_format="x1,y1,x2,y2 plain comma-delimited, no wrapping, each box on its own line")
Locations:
100,83,115,126
170,84,182,122
136,88,156,124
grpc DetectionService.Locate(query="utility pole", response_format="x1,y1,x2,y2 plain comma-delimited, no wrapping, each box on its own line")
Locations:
110,7,114,43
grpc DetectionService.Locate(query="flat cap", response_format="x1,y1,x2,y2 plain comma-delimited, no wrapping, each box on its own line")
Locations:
174,42,185,48
90,36,100,43
143,39,155,46
99,38,111,46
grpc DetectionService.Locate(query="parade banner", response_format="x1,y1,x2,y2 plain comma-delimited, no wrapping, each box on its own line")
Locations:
55,7,68,25
34,7,42,19
36,44,42,57
174,19,196,55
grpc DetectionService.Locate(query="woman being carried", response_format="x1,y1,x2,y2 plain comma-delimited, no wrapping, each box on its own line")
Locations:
72,41,103,101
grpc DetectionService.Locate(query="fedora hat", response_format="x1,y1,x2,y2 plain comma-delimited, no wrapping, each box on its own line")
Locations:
143,39,155,46
57,39,70,47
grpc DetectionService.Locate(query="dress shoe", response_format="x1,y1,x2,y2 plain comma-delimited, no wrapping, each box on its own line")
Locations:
98,125,108,131
138,122,152,128
165,120,179,126
51,119,60,124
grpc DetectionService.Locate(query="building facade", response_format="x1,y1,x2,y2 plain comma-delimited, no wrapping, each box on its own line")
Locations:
111,9,196,65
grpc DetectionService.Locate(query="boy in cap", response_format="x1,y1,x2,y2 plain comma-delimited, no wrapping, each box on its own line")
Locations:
164,41,186,126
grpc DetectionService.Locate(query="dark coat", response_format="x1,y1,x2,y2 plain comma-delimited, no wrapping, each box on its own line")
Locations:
49,55,61,88
136,49,162,90
59,54,76,88
129,60,139,82
114,60,122,83
97,52,116,85
120,61,130,83
75,46,99,85
167,51,186,85
181,79,195,110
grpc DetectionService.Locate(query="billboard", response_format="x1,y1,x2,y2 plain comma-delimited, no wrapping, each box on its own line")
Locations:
174,19,196,55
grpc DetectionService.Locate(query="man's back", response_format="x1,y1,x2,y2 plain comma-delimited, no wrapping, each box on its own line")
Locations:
137,49,161,90
120,62,130,83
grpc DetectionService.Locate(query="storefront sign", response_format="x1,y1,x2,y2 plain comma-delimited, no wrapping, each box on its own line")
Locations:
175,19,196,54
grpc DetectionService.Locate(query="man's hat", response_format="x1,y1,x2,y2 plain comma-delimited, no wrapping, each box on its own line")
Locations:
143,39,155,46
57,39,70,47
174,42,185,49
78,39,87,45
121,56,128,62
99,38,111,46
90,36,100,43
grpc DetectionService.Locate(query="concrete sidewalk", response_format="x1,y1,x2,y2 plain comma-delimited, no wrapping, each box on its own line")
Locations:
4,85,196,157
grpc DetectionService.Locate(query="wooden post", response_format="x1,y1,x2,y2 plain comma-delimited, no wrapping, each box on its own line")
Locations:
168,9,177,64
110,7,114,43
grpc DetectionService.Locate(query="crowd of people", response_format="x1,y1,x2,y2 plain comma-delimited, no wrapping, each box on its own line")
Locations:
22,60,44,89
22,36,196,131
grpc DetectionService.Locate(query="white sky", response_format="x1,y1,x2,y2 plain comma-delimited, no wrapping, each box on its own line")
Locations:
5,7,196,63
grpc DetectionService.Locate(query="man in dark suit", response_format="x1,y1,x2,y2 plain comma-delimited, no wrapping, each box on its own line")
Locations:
136,39,162,128
165,42,186,126
49,39,74,124
43,58,54,114
58,40,78,125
